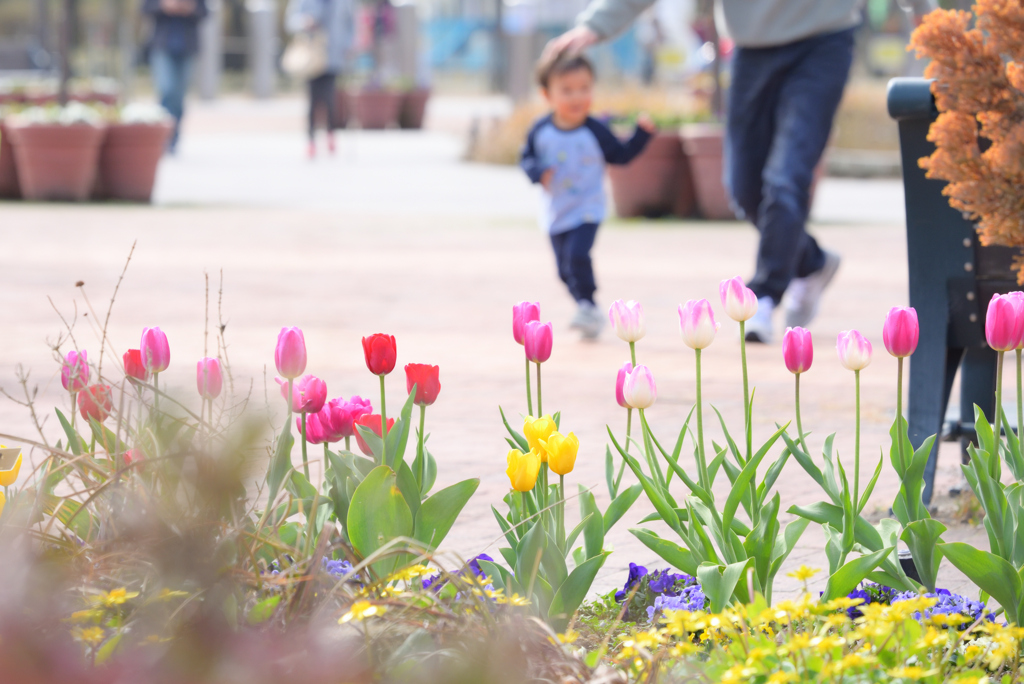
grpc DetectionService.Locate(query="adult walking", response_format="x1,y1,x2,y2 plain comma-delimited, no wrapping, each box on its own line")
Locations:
286,0,355,158
143,0,208,154
545,0,934,343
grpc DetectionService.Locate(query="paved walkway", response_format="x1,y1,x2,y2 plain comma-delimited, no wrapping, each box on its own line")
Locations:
0,96,984,600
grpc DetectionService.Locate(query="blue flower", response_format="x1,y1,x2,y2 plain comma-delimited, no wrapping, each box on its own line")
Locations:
322,557,354,578
648,569,695,596
892,588,995,629
646,585,707,621
422,554,495,593
615,562,649,602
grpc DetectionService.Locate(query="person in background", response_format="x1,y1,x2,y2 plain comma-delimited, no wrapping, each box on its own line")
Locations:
287,0,355,158
545,0,935,343
143,0,207,154
520,53,655,339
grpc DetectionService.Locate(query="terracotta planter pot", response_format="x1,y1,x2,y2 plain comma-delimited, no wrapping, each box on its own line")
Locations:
0,120,20,199
607,133,695,218
399,88,431,130
681,124,734,220
7,123,106,201
352,90,402,130
332,89,351,129
94,122,173,202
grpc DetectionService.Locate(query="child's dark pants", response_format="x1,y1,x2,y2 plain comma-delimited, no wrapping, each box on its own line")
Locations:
550,222,599,304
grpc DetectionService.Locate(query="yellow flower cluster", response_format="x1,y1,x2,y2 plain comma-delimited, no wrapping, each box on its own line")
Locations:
608,593,1024,683
506,416,580,491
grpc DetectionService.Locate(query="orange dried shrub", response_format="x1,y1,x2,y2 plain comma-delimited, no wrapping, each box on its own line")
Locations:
910,1,1024,281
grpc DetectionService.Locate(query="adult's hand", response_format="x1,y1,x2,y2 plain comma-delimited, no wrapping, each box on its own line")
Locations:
541,25,601,63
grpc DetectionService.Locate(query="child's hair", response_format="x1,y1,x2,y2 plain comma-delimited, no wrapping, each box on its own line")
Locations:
536,51,594,89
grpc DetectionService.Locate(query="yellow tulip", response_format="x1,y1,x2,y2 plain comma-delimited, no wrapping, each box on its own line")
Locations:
0,450,22,487
523,415,556,460
542,431,579,476
506,448,541,492
0,489,5,518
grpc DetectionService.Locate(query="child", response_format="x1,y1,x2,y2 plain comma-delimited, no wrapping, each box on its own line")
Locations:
520,52,655,338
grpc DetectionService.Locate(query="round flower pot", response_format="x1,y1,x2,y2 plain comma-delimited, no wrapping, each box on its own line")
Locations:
681,124,734,220
332,88,351,129
93,122,173,202
399,88,431,130
7,123,107,201
352,89,402,130
607,132,695,218
0,120,21,199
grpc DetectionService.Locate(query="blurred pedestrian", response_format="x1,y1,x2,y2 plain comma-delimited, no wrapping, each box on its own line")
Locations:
143,0,207,154
520,53,654,339
286,0,355,158
544,0,935,343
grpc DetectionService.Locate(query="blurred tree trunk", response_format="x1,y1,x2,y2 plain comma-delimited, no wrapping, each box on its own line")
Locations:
696,0,722,119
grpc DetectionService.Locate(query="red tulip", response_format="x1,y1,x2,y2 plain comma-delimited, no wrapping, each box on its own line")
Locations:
615,362,633,408
405,363,441,406
362,334,397,376
354,413,395,456
882,306,920,358
123,349,149,382
78,384,113,423
513,302,541,345
524,321,553,363
782,327,813,374
320,396,373,442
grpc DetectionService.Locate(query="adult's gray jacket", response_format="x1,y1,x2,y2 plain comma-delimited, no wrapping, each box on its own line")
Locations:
286,0,355,74
579,0,935,49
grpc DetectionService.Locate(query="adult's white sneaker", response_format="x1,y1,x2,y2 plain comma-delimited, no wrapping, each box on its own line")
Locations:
783,251,841,329
745,297,775,344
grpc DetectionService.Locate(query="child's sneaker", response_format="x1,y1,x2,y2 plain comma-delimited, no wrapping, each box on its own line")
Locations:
572,301,605,339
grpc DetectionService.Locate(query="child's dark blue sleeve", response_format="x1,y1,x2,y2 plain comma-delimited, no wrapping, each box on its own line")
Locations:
585,117,653,165
519,118,548,184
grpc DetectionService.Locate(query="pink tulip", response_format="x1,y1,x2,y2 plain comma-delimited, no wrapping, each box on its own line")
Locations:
986,294,1020,352
608,300,646,342
61,350,89,392
719,277,758,323
615,362,633,408
678,299,720,350
275,327,307,379
513,302,541,346
319,395,373,442
782,327,813,374
140,327,170,374
196,357,223,400
299,409,329,445
837,330,873,371
524,321,553,363
277,374,327,413
882,306,920,358
622,364,657,409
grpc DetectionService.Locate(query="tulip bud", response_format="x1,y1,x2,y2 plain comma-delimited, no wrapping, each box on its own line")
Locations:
123,449,142,466
362,333,397,376
608,300,646,343
123,349,149,382
513,302,541,345
782,327,813,374
678,299,720,350
986,294,1021,353
623,364,657,409
542,431,579,476
299,409,329,445
523,415,556,458
78,384,113,423
0,449,22,487
275,327,307,379
278,374,328,413
506,448,541,492
615,362,633,408
321,396,373,442
354,413,395,456
882,306,920,358
837,330,873,371
140,327,170,374
719,277,759,323
524,321,553,363
405,363,441,406
196,357,223,400
61,350,90,392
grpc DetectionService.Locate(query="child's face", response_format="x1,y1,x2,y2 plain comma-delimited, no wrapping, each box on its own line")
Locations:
543,68,593,126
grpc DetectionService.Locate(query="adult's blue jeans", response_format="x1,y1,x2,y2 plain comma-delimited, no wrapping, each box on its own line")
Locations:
725,28,855,305
150,48,194,150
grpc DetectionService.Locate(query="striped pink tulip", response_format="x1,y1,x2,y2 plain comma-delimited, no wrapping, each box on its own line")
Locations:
622,364,657,409
837,330,872,371
678,299,719,350
608,300,645,342
719,277,758,322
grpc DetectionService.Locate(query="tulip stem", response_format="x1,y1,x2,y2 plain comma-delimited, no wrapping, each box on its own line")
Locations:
896,357,907,474
558,474,566,550
629,341,637,367
614,409,631,493
795,372,809,459
695,349,708,491
300,410,310,481
525,356,533,417
379,374,388,467
153,373,160,415
324,442,330,483
70,390,77,430
854,369,861,511
418,403,427,490
995,351,1005,459
1016,349,1022,450
345,436,351,452
739,320,751,463
536,362,543,417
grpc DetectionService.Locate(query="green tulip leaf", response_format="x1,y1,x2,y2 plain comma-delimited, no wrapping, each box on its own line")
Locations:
697,558,752,612
901,519,947,592
266,421,295,511
414,478,479,550
246,595,281,625
55,408,83,456
821,546,893,601
547,551,609,633
939,542,1022,625
604,483,643,532
347,465,414,578
630,528,698,576
579,487,604,560
384,390,417,470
